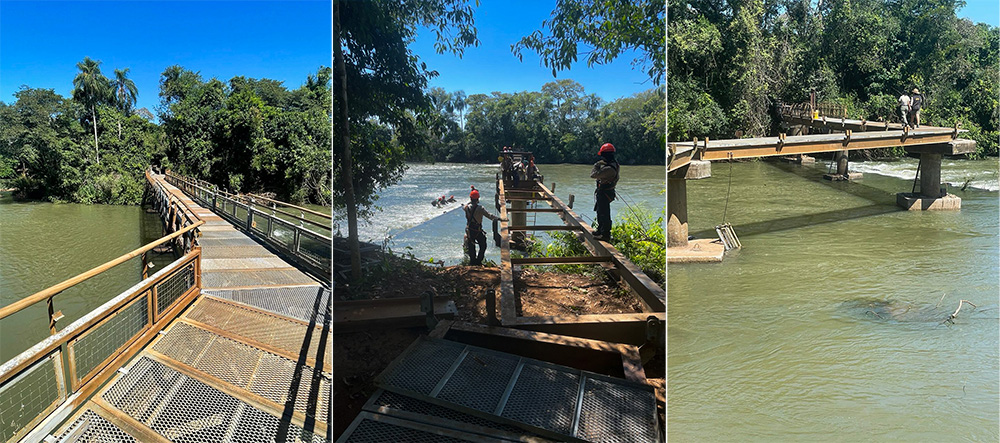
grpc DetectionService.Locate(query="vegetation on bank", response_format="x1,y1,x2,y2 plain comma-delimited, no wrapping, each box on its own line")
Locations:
668,0,999,158
0,57,331,205
534,207,666,287
420,81,665,165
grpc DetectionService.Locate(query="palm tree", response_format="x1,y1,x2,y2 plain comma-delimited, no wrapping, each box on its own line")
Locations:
112,68,138,138
72,57,110,164
453,90,467,130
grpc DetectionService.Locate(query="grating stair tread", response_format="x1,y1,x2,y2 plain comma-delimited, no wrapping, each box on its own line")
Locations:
99,356,328,442
152,321,330,419
202,286,331,323
374,337,659,442
183,297,331,367
364,389,545,439
337,411,516,443
201,268,318,289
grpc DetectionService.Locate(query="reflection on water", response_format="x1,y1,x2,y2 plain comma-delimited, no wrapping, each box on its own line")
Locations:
669,160,999,441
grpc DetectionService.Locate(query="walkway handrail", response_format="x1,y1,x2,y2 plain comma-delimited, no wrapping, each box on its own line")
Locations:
247,193,332,220
0,221,204,322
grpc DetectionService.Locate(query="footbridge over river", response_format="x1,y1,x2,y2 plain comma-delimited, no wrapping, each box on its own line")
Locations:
667,104,975,263
0,171,332,442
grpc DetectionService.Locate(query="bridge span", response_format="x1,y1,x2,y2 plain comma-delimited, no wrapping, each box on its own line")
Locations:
0,171,331,442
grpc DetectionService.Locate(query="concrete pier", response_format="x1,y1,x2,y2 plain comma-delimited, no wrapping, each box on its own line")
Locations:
824,150,862,181
896,140,975,211
667,161,723,262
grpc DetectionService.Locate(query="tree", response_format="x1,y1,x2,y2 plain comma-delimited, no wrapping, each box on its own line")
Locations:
453,90,467,130
334,0,480,283
72,57,110,164
112,68,138,138
513,0,665,85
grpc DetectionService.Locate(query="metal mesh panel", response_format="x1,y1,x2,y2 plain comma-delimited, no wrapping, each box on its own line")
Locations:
576,377,657,443
437,350,517,413
70,294,149,383
184,298,330,364
102,357,326,443
343,417,468,443
200,237,261,247
0,352,64,443
156,263,195,315
381,340,464,396
200,245,273,259
56,409,137,442
298,234,331,266
201,268,316,289
270,223,297,250
200,257,291,271
202,287,330,323
371,390,528,435
154,322,330,419
500,364,579,435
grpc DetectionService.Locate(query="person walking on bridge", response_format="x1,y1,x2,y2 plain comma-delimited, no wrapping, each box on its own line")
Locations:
898,92,911,127
591,143,620,241
909,88,924,128
464,186,503,266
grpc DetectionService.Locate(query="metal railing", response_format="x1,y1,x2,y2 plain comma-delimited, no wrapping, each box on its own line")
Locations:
0,174,205,442
164,172,331,284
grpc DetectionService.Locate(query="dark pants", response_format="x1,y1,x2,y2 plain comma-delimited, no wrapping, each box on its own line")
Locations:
594,189,613,236
466,228,487,265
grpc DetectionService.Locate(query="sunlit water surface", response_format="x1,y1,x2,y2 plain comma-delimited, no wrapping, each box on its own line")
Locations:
669,159,999,441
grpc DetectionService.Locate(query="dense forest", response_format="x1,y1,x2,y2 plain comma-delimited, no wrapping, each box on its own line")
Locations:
420,80,664,165
0,57,332,205
668,0,999,157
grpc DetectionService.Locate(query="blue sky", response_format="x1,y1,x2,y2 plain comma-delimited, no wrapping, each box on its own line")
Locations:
0,1,330,114
410,1,659,104
958,0,999,27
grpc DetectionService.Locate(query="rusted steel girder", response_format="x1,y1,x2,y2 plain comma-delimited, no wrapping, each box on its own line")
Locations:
669,126,964,172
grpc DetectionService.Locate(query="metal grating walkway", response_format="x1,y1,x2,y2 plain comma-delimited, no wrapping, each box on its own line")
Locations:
347,336,658,442
52,173,331,442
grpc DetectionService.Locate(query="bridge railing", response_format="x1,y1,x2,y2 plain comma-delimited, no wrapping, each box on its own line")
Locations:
164,172,331,284
0,225,203,442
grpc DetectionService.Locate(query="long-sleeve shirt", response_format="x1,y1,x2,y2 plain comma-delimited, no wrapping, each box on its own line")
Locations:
464,203,499,227
590,160,620,189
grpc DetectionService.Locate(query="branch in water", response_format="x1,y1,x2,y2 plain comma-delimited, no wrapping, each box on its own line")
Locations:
943,299,978,324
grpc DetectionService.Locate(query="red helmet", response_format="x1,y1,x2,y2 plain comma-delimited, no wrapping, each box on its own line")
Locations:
599,143,615,154
470,186,480,200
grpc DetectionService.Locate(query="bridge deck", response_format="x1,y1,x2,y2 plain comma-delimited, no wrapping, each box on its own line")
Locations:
52,174,331,442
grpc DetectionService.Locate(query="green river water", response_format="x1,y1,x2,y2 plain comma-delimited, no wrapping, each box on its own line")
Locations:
668,158,999,441
0,192,329,365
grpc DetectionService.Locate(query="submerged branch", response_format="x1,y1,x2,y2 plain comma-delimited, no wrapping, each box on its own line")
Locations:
942,299,978,324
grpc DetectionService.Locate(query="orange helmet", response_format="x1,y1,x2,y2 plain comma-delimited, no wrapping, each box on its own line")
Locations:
470,186,480,200
599,143,615,154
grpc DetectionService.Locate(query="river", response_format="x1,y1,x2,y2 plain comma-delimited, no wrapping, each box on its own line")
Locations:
0,193,173,364
668,158,999,441
337,163,666,265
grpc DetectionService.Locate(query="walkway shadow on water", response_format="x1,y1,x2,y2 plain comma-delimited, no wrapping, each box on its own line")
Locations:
691,161,902,239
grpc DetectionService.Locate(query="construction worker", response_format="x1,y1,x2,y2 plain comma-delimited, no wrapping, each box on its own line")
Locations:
464,186,504,265
591,143,620,241
909,88,924,128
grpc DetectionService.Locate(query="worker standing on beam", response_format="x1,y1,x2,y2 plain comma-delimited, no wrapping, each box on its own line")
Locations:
898,91,911,127
464,186,503,266
591,143,620,241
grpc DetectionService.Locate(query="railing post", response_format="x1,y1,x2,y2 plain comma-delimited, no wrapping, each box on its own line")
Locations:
47,296,62,335
246,201,254,229
294,228,301,253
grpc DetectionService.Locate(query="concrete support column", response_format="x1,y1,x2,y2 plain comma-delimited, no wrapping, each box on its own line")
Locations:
667,178,688,248
897,140,974,210
919,153,942,197
835,150,849,175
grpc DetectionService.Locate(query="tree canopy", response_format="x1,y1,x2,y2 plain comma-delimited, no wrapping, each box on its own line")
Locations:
668,0,999,157
0,57,332,205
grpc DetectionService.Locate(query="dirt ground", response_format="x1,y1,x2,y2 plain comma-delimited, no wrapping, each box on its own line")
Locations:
332,262,662,439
